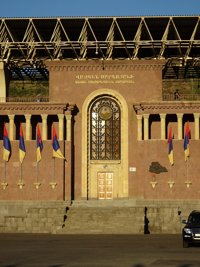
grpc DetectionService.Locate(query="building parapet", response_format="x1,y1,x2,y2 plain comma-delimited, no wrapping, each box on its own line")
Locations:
163,93,200,101
133,101,200,114
0,102,73,115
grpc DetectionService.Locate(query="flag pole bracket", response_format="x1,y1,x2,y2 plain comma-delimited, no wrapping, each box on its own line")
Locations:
50,182,57,189
34,182,41,190
1,182,8,190
150,181,158,189
17,181,25,189
184,181,192,188
168,181,175,189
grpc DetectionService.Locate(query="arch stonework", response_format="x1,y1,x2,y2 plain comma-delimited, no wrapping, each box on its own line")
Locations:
81,89,129,199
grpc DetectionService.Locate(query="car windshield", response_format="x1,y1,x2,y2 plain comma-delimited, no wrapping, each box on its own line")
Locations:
188,213,200,224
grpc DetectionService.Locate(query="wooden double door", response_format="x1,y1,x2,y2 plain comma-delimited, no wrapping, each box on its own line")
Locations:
98,172,113,200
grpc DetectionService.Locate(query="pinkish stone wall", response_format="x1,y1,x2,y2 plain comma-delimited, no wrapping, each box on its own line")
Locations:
2,59,198,201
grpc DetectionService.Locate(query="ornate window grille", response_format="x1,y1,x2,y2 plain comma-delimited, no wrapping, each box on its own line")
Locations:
90,96,121,160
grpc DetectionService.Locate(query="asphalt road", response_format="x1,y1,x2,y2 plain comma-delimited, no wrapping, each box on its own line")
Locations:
0,234,199,267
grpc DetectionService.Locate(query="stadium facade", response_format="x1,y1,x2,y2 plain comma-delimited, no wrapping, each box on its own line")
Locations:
0,16,200,233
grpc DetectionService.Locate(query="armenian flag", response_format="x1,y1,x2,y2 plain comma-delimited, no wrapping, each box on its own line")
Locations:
3,124,11,162
168,127,174,165
52,126,65,159
36,124,43,162
184,122,190,161
19,124,26,163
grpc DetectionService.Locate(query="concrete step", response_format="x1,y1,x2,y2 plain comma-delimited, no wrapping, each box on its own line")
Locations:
57,200,200,234
0,200,199,234
58,206,144,234
71,199,138,207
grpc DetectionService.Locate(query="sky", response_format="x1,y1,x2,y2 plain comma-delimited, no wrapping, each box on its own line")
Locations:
0,0,200,18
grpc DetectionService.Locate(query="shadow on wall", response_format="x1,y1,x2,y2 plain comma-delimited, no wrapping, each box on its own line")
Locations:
131,265,194,267
144,206,150,235
2,265,66,267
131,264,192,267
62,206,69,228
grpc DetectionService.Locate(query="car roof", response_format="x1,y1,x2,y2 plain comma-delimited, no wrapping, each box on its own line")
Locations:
190,210,200,215
191,210,200,213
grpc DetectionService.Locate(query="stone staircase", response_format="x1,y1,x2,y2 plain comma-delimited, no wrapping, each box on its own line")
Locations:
0,199,200,234
57,200,200,234
59,200,144,234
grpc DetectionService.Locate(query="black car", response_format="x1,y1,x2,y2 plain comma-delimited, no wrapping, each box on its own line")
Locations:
182,210,200,248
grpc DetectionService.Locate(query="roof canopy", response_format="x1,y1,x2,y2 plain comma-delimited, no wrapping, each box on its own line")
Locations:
1,16,200,80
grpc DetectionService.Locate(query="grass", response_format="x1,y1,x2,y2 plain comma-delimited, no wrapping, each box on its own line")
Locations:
8,80,49,97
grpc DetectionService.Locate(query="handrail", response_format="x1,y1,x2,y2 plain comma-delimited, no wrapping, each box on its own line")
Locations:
1,94,200,102
0,97,49,103
163,93,200,101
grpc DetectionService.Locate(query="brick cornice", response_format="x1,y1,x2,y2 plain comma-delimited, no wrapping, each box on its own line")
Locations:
133,101,200,114
0,103,76,115
46,60,165,72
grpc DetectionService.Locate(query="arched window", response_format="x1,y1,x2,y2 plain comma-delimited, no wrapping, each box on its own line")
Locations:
90,96,121,160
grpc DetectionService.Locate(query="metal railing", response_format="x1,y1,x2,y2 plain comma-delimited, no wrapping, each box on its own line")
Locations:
1,94,200,103
0,97,49,103
163,93,200,101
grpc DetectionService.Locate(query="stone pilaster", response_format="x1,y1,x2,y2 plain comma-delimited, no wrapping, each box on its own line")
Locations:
8,114,15,141
143,114,149,141
160,113,166,140
41,114,48,140
25,114,31,140
194,113,200,140
177,113,183,140
0,62,6,102
65,114,72,142
58,114,64,140
136,114,143,141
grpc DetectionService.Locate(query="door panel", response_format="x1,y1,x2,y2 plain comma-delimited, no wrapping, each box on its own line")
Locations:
98,172,113,199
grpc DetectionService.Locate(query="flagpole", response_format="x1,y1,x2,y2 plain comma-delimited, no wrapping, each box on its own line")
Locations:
50,156,56,189
53,157,55,182
37,161,39,184
4,161,6,183
170,164,172,181
1,160,8,190
18,124,25,189
36,161,39,198
51,126,64,189
169,164,173,190
18,161,24,189
20,162,22,183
